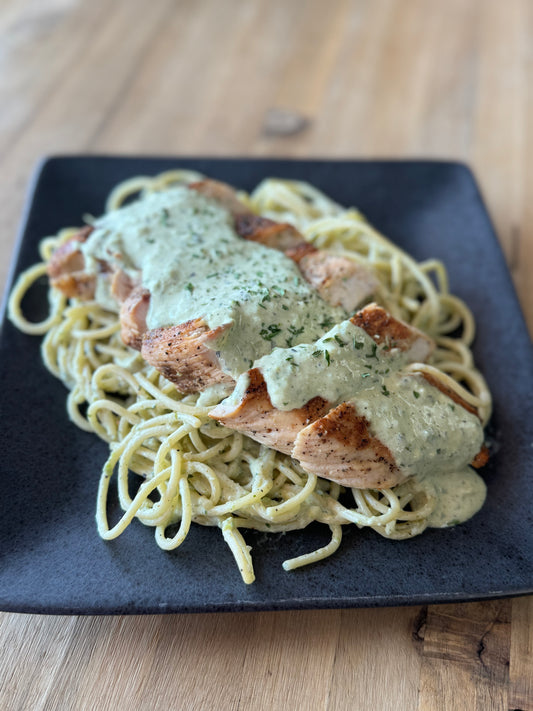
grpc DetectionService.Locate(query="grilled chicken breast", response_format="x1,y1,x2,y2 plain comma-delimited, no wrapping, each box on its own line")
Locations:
45,180,487,491
209,304,439,489
47,181,377,315
292,402,402,489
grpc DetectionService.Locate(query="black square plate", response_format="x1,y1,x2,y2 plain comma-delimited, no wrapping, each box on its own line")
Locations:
1,156,532,614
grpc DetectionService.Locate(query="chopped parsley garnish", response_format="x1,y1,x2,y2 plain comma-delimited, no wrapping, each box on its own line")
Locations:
324,350,331,366
284,325,306,348
382,385,390,396
260,324,282,341
334,335,346,346
185,282,194,293
312,350,322,358
288,325,304,337
352,338,364,350
319,316,335,330
366,343,379,360
413,391,420,399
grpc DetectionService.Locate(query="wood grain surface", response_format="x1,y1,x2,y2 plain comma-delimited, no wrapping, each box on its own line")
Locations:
0,1,531,709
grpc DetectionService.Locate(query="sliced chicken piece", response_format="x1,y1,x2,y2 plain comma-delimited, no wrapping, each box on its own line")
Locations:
141,318,235,392
283,242,316,262
47,226,95,298
188,179,250,216
298,251,379,312
233,213,303,250
292,402,404,489
350,302,434,362
110,269,140,303
192,179,309,250
120,286,150,350
290,385,487,488
210,368,331,454
49,271,96,300
407,370,490,468
121,289,237,392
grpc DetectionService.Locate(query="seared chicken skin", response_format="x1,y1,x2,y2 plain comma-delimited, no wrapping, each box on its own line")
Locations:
141,318,235,392
47,225,96,298
209,367,332,456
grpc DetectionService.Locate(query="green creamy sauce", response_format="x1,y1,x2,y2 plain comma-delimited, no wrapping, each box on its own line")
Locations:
254,320,484,478
82,186,486,512
81,187,346,376
422,468,487,527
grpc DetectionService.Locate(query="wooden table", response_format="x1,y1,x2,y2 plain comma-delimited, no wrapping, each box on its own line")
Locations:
0,1,531,708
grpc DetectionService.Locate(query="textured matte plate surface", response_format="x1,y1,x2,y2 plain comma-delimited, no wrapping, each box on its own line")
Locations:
0,156,531,615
